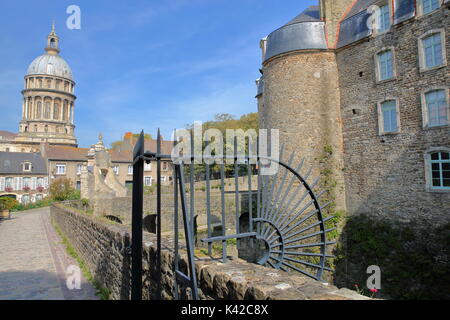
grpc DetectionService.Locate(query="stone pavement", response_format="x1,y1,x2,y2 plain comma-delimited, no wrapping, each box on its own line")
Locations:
0,207,99,300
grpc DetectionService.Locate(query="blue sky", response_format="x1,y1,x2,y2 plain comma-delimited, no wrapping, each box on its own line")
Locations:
0,0,316,148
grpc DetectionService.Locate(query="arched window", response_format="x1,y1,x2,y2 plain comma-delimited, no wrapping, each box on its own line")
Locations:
44,102,51,119
63,102,68,121
28,100,33,119
47,79,52,88
50,38,56,48
38,79,43,88
45,125,48,133
36,101,42,119
429,151,450,190
54,103,60,120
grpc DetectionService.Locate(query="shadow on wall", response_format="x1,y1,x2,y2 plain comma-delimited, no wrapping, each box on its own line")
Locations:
333,146,450,299
92,232,131,300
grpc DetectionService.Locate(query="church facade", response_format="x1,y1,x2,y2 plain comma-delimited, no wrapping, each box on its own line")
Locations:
257,0,449,224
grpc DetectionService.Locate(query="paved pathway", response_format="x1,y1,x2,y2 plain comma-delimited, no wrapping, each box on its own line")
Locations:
0,208,98,300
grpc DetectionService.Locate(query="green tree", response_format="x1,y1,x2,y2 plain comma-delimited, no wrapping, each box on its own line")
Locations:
49,178,79,201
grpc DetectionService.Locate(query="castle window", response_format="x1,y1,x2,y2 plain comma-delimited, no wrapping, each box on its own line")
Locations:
422,89,449,128
144,162,152,171
77,164,83,175
419,0,440,15
378,99,400,134
425,149,450,191
128,165,133,175
376,49,395,81
377,4,391,33
419,30,447,72
113,165,119,175
56,164,66,175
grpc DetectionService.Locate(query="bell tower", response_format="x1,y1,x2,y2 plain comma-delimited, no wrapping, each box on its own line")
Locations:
15,23,78,147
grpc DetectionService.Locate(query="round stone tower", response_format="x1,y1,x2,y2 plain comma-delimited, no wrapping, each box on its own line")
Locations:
16,23,77,147
257,2,355,212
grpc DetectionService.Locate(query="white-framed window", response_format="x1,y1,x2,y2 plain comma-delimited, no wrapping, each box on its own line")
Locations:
144,176,152,186
425,148,450,192
37,177,44,188
77,164,83,175
35,194,43,201
418,30,447,72
23,162,32,172
418,0,441,15
128,165,133,175
144,162,152,171
5,177,13,189
161,176,167,183
377,99,400,134
421,88,449,128
376,3,391,33
56,164,66,175
23,177,31,188
375,48,395,81
113,165,119,175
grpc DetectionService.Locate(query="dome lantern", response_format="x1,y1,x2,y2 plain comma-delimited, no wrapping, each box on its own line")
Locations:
45,21,60,55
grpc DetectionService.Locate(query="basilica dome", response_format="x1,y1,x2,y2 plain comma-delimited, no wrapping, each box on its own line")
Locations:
27,54,73,81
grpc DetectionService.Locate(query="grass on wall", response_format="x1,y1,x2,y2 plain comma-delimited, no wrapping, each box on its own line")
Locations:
52,221,110,300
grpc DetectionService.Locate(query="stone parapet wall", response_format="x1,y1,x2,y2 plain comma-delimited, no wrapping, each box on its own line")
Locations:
50,203,368,300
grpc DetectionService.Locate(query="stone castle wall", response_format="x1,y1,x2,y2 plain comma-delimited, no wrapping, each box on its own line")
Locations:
50,203,368,300
336,7,450,224
261,51,347,212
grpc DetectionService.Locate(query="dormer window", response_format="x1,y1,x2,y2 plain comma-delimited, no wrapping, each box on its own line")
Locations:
23,162,32,172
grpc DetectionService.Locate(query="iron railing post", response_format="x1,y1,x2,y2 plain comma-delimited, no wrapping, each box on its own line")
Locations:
156,129,162,300
131,131,144,300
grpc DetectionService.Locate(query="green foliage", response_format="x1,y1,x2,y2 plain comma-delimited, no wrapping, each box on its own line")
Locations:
12,198,54,212
49,178,80,201
144,185,156,195
185,112,259,178
0,197,19,211
334,216,450,299
53,222,110,300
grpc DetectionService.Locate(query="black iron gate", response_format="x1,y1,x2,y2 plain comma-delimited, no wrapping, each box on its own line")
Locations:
131,130,335,300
